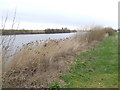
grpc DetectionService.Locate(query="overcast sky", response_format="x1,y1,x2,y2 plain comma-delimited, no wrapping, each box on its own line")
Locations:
0,0,119,30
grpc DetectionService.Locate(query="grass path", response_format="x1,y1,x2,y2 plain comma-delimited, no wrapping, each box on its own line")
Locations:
61,34,118,88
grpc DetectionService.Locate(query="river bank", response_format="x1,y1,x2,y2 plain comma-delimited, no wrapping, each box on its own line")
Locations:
60,33,118,88
2,27,116,88
1,29,77,35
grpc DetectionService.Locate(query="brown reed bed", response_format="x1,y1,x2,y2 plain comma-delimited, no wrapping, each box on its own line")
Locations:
2,27,115,88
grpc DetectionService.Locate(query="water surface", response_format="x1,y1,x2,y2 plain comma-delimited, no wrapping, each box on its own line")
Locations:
13,33,76,47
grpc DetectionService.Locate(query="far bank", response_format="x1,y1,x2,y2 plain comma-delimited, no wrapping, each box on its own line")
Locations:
1,29,77,35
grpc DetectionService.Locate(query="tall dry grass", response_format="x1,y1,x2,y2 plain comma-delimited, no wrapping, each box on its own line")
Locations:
3,38,83,88
84,26,115,43
86,27,106,43
1,10,20,89
1,9,22,71
2,26,114,88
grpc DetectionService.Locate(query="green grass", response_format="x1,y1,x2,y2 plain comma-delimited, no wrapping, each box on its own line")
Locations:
61,34,118,88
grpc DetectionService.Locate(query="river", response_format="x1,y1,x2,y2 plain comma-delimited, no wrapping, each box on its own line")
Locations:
3,33,76,47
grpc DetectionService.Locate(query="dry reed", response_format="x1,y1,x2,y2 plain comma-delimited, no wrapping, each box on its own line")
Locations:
2,26,113,88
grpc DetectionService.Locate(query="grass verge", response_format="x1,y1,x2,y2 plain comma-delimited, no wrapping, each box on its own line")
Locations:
61,34,118,88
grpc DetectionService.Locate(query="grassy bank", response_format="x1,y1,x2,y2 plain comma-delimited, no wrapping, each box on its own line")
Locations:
60,34,118,88
2,27,116,88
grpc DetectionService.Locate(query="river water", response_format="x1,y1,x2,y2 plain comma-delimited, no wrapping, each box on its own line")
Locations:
4,33,76,47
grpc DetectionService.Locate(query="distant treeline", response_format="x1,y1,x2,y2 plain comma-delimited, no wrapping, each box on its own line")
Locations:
1,30,45,35
45,28,76,34
1,29,77,35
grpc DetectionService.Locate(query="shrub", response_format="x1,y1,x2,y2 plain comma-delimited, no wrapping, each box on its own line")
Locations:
103,27,115,36
86,27,106,43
